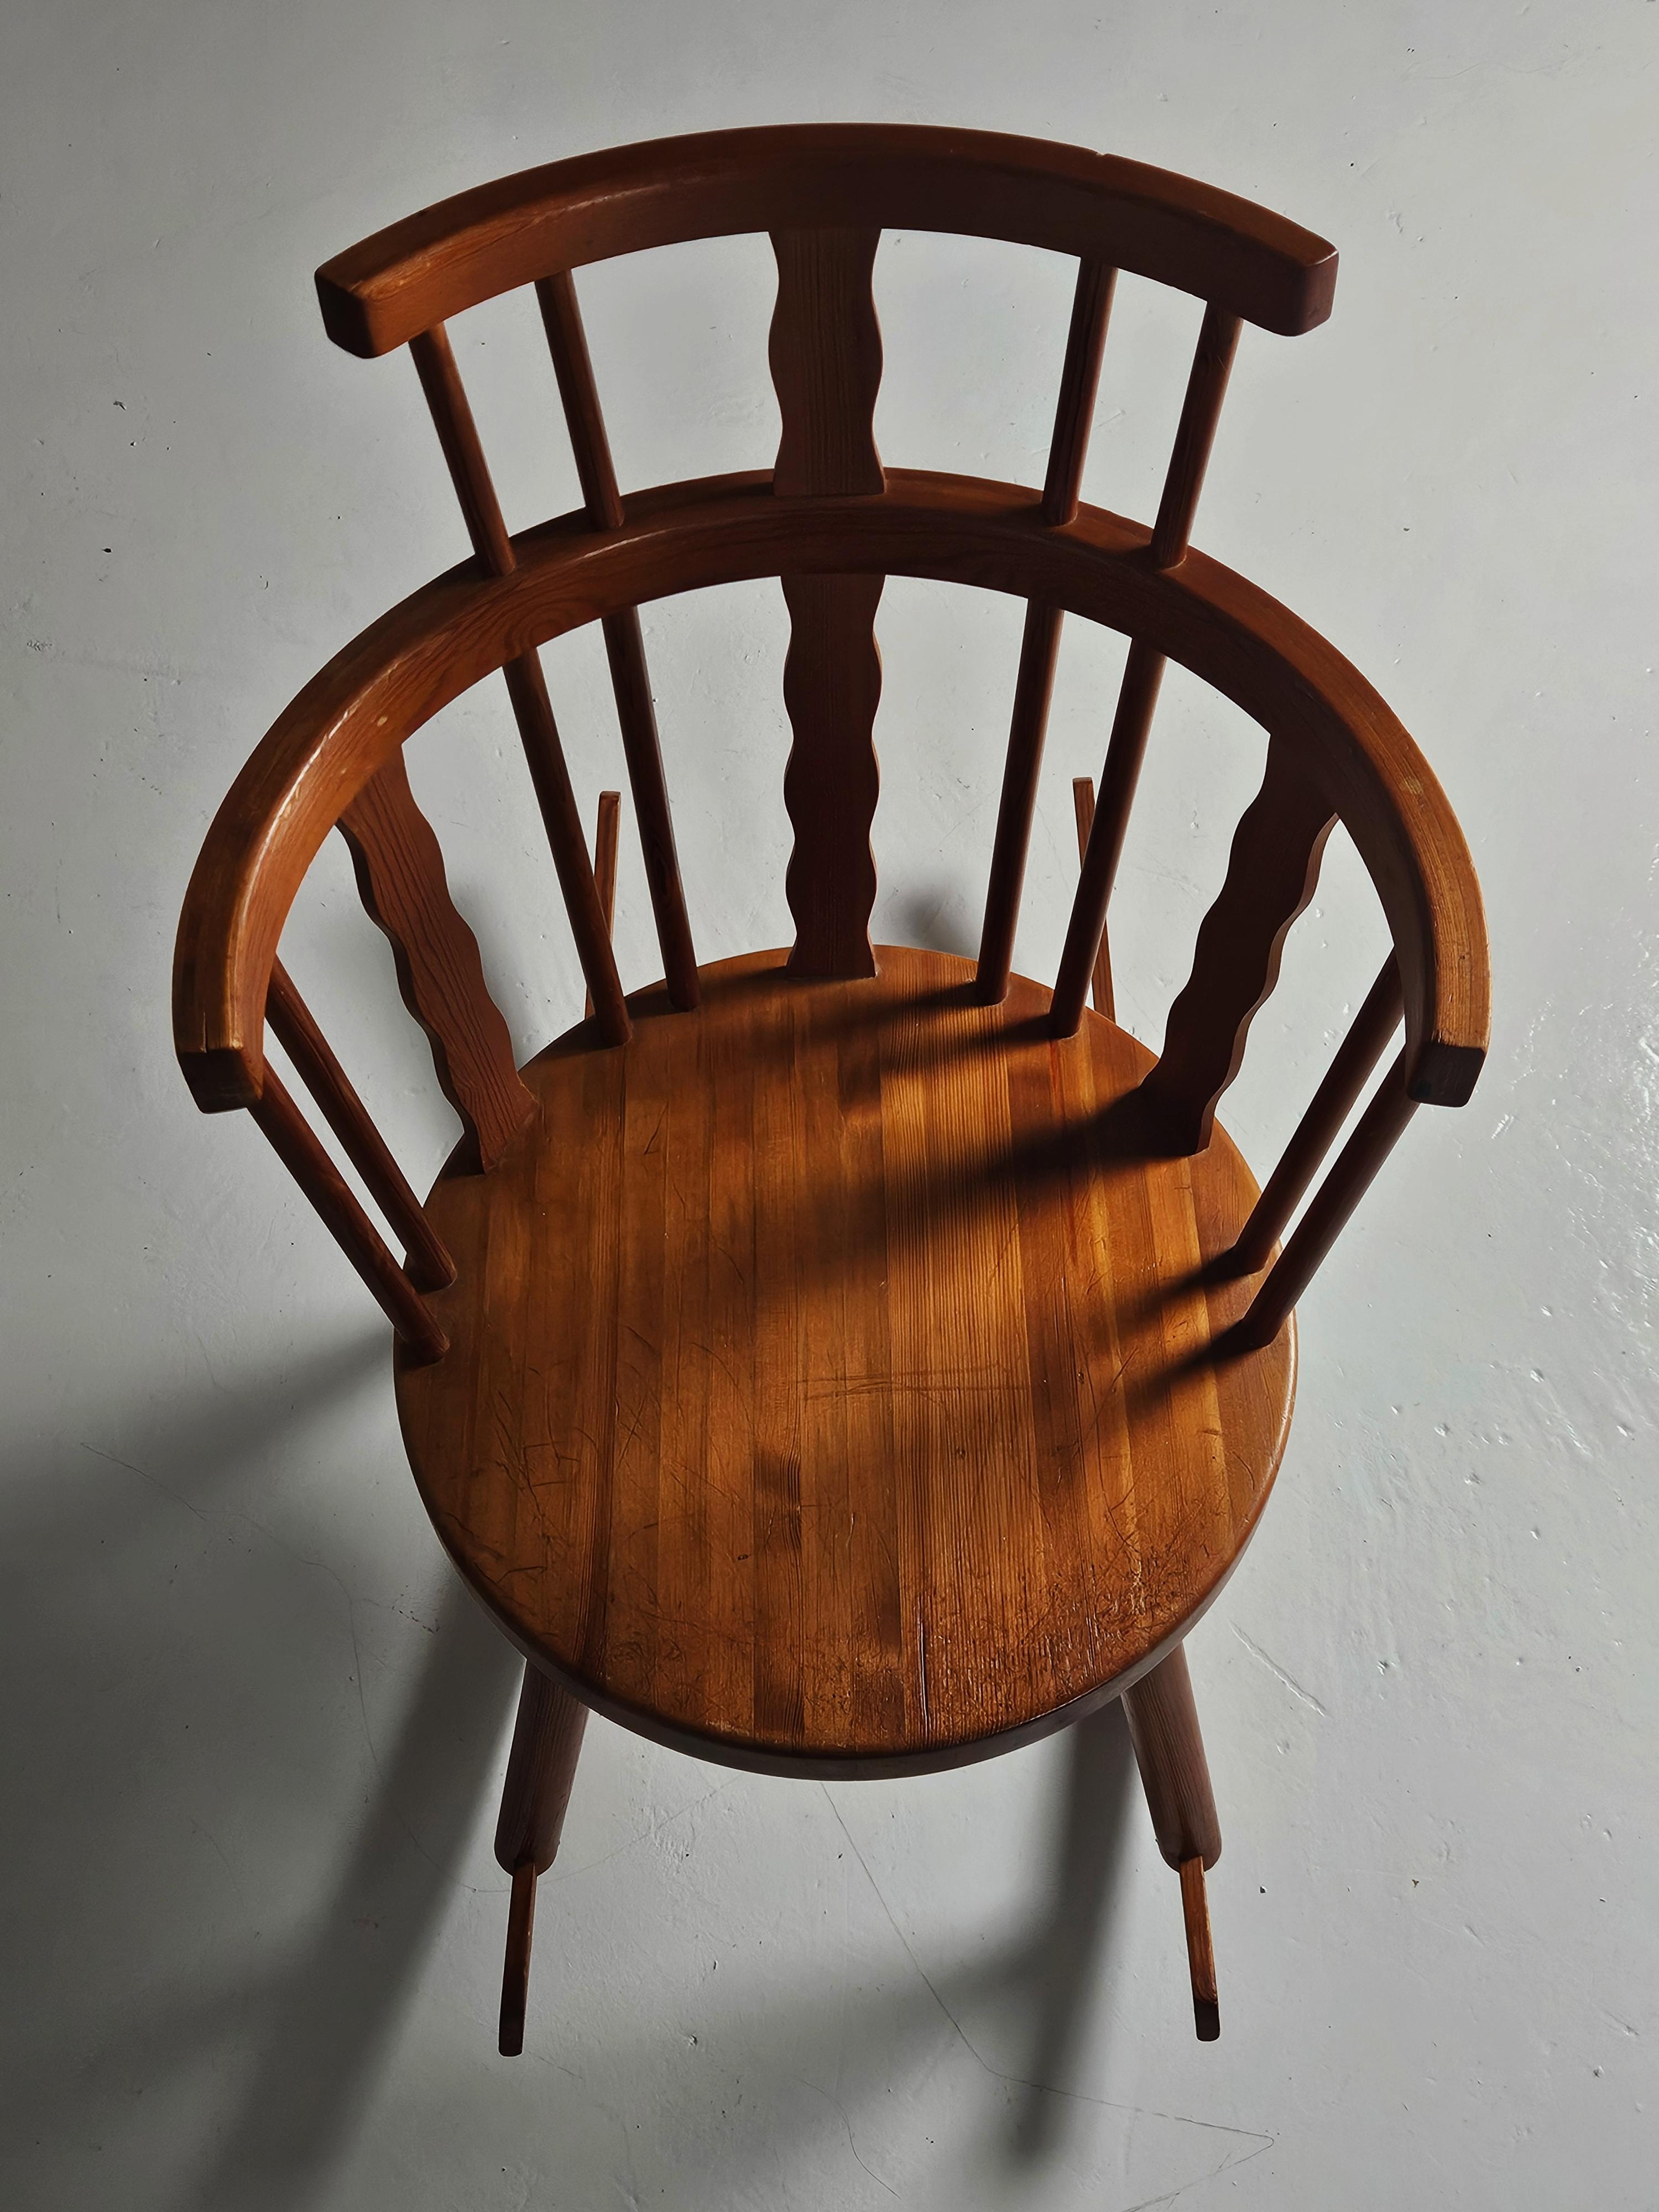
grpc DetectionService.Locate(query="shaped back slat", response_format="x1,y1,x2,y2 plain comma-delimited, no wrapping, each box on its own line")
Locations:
770,226,886,978
536,272,700,1009
338,750,536,1172
1049,306,1244,1039
975,259,1116,1003
770,227,885,497
1136,736,1337,1154
408,324,632,1044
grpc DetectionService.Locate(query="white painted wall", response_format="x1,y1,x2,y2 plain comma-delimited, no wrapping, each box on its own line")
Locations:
3,3,1652,2205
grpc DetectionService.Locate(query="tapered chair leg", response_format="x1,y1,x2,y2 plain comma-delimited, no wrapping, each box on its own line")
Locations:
1122,1642,1222,2041
494,1661,588,2056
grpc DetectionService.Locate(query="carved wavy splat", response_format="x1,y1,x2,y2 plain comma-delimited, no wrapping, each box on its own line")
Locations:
1139,737,1337,1154
770,226,886,978
781,572,884,977
338,750,535,1172
769,226,885,498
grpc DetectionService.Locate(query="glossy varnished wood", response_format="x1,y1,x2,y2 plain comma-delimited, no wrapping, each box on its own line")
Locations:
1070,778,1115,1021
395,947,1295,1775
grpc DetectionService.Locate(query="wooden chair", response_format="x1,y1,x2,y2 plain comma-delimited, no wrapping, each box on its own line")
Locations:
174,126,1489,2053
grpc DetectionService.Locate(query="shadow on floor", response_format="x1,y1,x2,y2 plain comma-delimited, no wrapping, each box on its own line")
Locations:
2,1326,1156,2208
0,1332,521,2212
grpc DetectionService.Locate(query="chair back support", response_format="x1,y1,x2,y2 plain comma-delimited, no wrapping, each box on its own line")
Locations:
174,124,1488,1365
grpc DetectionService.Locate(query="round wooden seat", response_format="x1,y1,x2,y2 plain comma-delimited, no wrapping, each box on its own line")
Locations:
397,946,1295,1776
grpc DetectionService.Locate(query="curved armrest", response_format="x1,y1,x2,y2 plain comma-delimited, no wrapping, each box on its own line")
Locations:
174,468,1487,1114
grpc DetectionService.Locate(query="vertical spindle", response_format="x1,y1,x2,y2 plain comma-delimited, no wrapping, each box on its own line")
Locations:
266,959,456,1291
249,1067,448,1362
408,323,631,1047
1049,305,1244,1040
1225,956,1403,1277
974,260,1117,1003
536,272,700,1010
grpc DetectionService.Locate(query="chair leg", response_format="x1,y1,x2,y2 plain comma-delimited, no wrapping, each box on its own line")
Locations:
1122,1642,1222,2041
493,1661,588,2056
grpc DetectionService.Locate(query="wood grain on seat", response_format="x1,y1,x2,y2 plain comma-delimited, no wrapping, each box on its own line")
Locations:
396,948,1295,1777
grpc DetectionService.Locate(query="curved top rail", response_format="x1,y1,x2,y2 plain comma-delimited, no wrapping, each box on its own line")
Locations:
315,124,1338,357
173,471,1485,1117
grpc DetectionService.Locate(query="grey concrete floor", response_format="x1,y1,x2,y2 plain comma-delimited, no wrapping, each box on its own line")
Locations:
3,2,1653,2205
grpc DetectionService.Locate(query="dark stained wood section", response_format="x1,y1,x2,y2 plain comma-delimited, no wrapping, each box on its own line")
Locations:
336,751,536,1173
1071,777,1116,1021
536,272,700,1010
771,226,886,979
315,126,1338,357
769,227,885,499
1043,260,1118,529
583,788,620,1022
1138,738,1338,1155
493,1661,588,2055
495,1666,589,1877
396,947,1296,1775
1150,304,1243,570
780,574,885,978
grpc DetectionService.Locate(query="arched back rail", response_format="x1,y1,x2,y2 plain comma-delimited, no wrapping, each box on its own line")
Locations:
314,126,1338,357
